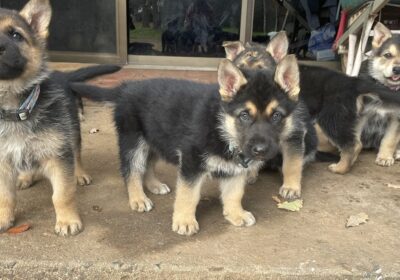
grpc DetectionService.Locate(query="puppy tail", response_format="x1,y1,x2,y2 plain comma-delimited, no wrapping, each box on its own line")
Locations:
70,82,120,102
65,64,121,82
357,79,400,112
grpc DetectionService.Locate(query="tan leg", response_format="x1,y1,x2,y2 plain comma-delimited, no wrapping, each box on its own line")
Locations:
315,124,337,153
74,149,92,186
329,140,362,174
219,174,255,227
172,174,205,236
279,146,304,199
127,172,153,212
246,168,259,185
376,118,400,167
0,164,16,232
143,158,170,195
42,158,82,236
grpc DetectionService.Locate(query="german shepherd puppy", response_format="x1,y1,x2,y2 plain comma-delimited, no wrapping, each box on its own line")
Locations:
360,22,400,166
224,32,400,177
0,0,119,236
71,56,306,235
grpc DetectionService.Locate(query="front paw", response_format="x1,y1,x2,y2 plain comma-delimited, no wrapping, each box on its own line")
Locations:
328,163,349,174
0,209,15,233
16,173,35,190
129,196,153,212
375,156,395,167
223,209,256,227
55,216,83,236
279,184,301,199
76,172,92,186
172,214,199,236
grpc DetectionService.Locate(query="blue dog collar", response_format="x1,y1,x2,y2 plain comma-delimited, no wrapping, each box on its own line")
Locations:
0,84,40,121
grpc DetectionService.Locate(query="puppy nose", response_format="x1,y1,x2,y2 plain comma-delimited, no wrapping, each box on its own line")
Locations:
251,143,268,156
393,66,400,75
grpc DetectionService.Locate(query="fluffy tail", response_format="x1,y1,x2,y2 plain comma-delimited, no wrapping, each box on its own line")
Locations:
70,82,120,102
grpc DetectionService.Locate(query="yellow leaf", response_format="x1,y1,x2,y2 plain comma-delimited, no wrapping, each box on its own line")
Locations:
277,199,303,211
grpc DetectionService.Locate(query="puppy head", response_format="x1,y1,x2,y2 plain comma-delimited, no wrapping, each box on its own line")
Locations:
222,31,289,71
217,56,300,165
369,22,400,90
0,0,51,88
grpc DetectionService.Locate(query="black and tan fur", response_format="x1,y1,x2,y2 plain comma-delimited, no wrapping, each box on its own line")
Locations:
0,0,119,236
360,22,400,166
71,55,309,235
224,32,400,180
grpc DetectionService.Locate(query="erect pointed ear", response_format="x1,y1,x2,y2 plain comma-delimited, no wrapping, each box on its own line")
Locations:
266,31,289,63
20,0,52,39
218,59,248,101
274,55,300,101
372,22,392,49
222,41,245,61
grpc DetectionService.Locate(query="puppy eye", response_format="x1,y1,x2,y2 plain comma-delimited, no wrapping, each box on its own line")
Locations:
271,111,282,123
8,29,24,41
384,53,393,59
239,111,251,122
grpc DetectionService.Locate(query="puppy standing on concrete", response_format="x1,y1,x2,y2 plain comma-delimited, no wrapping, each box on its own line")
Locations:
0,0,120,235
224,32,400,183
360,22,400,166
71,56,307,235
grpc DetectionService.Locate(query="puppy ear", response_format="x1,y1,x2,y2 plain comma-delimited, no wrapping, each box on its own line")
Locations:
20,0,52,39
218,59,247,101
222,41,245,61
266,31,289,63
274,54,300,100
372,22,392,49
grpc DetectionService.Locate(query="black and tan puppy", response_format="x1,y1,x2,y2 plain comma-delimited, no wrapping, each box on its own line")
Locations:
224,33,400,180
71,55,306,235
360,22,400,166
0,0,119,236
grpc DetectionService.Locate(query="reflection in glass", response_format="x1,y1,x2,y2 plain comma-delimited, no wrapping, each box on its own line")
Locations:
128,0,241,57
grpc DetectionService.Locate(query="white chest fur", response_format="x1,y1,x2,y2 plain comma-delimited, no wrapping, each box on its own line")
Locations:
0,122,64,170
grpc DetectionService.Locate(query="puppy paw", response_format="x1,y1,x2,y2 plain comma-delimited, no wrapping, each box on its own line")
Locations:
395,150,400,160
224,210,256,227
0,210,15,233
328,163,348,174
279,184,301,199
55,216,83,236
78,113,85,122
76,173,92,186
130,196,153,212
147,183,171,195
172,214,199,236
246,174,258,185
375,156,395,167
16,176,34,190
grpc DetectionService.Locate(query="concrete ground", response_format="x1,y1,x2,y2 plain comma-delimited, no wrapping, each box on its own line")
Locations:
1,64,400,279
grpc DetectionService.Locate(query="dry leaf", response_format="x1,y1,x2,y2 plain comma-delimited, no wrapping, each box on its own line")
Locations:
89,128,99,134
277,199,303,211
6,224,31,234
272,195,282,204
386,183,400,189
346,212,368,228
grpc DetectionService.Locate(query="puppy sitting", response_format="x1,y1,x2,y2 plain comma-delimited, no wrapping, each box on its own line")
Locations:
361,22,400,166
